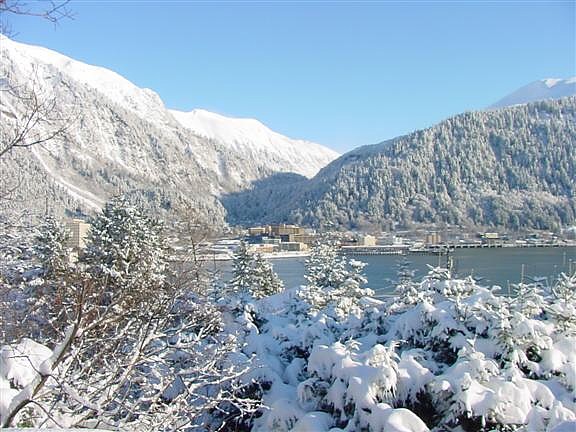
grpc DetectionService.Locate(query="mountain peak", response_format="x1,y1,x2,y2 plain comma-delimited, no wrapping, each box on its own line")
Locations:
542,78,563,88
169,108,339,178
490,77,576,109
1,35,170,123
1,36,339,221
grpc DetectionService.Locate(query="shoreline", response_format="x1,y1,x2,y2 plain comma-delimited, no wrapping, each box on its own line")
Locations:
341,242,576,256
179,243,576,262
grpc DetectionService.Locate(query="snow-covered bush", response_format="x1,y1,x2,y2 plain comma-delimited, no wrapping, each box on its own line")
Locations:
0,199,260,430
226,241,284,302
253,260,576,432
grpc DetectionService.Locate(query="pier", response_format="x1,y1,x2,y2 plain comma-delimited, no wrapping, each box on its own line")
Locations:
340,241,573,256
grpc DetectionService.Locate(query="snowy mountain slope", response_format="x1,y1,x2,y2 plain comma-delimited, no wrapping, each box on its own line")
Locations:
0,35,172,126
0,36,338,221
225,97,576,230
170,109,338,179
490,77,576,109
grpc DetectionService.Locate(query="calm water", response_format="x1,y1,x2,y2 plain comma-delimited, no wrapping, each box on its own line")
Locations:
267,247,576,296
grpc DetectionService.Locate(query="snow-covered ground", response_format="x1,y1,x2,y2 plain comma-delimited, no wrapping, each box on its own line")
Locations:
3,259,575,430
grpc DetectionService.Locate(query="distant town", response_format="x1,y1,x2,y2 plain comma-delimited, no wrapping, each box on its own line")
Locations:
65,219,576,261
66,219,575,261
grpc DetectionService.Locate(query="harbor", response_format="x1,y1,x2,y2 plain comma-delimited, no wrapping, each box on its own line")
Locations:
339,241,575,256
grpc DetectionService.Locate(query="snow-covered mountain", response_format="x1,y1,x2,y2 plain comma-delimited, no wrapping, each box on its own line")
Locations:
225,97,576,230
0,36,338,222
490,77,576,109
170,109,336,179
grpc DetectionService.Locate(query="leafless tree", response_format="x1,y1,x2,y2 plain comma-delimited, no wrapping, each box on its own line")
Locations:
170,204,222,293
0,76,73,159
0,0,74,160
0,0,73,37
1,272,260,429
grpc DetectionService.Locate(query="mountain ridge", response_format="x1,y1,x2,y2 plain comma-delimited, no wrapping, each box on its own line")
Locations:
0,36,338,223
490,77,576,109
224,97,576,231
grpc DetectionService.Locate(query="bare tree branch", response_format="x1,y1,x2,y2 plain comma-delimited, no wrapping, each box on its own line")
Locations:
0,73,75,159
0,0,73,37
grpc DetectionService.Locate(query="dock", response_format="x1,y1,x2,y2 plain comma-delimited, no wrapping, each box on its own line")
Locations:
340,241,573,256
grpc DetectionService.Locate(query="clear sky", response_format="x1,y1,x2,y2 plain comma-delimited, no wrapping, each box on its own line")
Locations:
6,0,576,153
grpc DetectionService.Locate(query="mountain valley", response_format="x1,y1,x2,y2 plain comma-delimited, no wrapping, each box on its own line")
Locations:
1,36,574,232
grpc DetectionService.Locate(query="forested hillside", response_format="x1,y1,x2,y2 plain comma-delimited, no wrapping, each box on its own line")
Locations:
226,97,576,230
0,36,337,224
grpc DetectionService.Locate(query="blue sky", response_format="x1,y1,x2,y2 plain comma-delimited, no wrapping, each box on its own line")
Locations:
7,1,575,153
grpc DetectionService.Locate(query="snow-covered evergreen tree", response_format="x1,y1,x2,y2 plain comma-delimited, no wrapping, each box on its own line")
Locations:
305,241,348,291
392,257,423,310
82,196,168,312
547,272,576,334
0,216,76,343
228,241,255,298
300,241,373,313
227,241,284,301
33,215,71,277
299,241,348,311
252,252,284,299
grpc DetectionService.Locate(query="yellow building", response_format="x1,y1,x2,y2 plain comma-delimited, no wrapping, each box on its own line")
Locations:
248,226,267,236
293,233,317,245
279,242,308,252
269,224,304,236
66,219,90,250
248,244,279,254
358,235,377,246
425,232,442,245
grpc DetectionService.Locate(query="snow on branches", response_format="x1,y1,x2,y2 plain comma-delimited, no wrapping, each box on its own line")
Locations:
0,198,260,430
1,217,575,431
251,257,576,432
227,241,284,301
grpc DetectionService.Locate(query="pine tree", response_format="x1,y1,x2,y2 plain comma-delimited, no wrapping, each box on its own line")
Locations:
300,241,372,312
5,216,76,342
304,241,347,291
547,272,576,334
228,241,254,298
82,196,168,313
251,252,283,299
227,241,284,300
34,215,71,277
394,257,422,307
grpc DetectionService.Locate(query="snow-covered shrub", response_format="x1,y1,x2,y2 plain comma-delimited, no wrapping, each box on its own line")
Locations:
226,241,283,301
0,200,260,430
255,261,576,432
